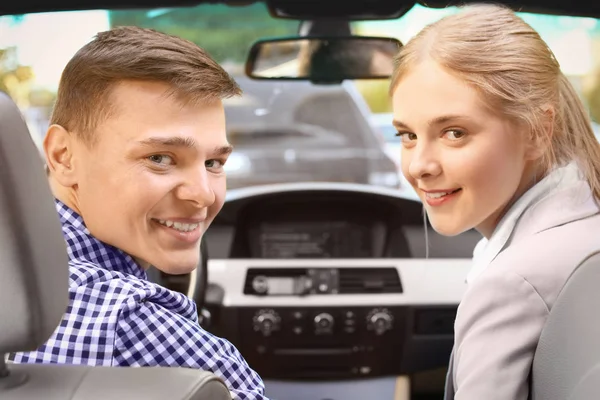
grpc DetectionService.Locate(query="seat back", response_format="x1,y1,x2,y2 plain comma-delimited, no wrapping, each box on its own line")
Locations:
0,92,68,357
0,91,231,399
531,251,600,400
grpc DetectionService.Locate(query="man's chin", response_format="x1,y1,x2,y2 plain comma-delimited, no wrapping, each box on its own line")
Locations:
150,252,200,275
154,262,198,275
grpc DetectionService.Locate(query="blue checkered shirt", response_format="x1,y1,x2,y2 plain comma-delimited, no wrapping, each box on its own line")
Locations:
10,200,267,400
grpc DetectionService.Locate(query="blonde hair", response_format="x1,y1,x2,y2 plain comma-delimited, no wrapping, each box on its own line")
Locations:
390,3,600,199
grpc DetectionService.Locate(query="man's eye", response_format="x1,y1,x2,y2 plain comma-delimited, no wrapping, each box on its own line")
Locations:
148,154,174,166
205,159,224,169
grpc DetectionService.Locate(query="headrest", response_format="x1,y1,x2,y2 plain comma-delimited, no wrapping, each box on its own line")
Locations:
0,92,68,354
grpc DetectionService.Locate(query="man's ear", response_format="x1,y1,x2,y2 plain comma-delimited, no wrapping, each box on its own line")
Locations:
44,124,78,187
526,106,554,161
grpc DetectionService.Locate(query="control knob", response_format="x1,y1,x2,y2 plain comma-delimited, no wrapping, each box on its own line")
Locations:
253,309,281,337
366,308,393,335
314,312,334,334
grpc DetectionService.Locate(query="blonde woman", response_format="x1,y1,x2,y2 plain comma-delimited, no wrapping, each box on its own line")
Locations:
389,4,600,399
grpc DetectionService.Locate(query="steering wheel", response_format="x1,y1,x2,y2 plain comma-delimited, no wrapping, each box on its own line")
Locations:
188,237,209,312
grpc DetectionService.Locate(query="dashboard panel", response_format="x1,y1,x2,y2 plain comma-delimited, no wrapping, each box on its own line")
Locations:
162,183,480,381
204,257,469,380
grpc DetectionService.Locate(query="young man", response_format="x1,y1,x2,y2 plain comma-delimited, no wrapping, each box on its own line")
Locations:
9,26,267,400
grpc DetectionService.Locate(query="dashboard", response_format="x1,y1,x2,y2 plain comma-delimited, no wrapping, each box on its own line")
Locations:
205,183,479,261
162,182,481,382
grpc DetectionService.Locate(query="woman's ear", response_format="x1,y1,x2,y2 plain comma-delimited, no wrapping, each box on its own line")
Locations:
526,106,554,161
44,124,78,187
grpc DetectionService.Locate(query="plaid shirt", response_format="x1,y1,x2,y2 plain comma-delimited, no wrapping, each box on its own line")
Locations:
10,200,267,400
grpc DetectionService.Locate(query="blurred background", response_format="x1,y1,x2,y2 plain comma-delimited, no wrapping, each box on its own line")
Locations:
2,3,599,191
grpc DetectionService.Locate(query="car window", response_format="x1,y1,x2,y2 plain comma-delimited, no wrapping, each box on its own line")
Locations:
1,3,599,191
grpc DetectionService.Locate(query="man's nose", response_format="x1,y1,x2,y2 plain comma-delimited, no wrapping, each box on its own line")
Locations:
177,167,216,207
408,142,442,180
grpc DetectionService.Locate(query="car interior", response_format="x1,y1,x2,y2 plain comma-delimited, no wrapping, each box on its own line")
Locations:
1,1,600,399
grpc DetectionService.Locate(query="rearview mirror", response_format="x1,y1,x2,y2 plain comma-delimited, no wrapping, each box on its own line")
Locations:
245,36,402,84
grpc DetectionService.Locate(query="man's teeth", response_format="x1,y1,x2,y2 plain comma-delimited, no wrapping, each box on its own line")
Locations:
157,219,199,232
426,190,458,199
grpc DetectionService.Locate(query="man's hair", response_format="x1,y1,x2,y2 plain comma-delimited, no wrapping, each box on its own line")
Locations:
51,26,241,142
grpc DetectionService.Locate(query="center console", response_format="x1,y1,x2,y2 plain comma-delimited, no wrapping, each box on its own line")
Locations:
205,262,463,381
240,305,407,379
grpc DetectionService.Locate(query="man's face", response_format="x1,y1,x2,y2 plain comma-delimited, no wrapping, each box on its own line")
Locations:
70,81,230,274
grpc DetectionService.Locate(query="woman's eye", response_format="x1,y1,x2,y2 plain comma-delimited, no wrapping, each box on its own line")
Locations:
444,130,466,140
148,154,174,166
396,132,417,142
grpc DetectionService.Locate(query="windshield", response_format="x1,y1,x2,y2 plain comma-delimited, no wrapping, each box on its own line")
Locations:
2,3,600,190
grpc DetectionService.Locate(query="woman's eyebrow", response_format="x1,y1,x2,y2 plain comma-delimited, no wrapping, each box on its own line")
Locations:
393,114,470,130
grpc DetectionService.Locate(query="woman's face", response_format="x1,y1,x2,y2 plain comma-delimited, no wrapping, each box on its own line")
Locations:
392,60,537,238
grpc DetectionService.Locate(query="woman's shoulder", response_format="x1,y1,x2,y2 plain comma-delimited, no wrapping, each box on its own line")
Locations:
491,213,600,310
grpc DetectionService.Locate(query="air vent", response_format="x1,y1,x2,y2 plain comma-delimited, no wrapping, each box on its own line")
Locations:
338,268,402,294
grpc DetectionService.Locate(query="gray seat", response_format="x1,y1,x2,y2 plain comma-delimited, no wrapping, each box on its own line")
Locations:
531,251,600,400
0,91,232,400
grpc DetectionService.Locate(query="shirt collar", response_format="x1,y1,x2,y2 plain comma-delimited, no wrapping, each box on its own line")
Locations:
467,161,587,284
55,199,148,280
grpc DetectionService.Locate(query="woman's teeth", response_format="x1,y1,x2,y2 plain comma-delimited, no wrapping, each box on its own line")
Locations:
425,189,460,199
156,219,199,232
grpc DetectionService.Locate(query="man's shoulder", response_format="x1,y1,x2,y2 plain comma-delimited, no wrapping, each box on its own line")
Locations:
67,257,152,312
69,258,143,286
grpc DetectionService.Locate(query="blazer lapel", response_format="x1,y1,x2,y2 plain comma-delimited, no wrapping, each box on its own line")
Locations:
444,348,455,400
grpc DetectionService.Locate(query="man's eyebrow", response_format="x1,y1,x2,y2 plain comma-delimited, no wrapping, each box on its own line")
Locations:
137,137,233,156
393,114,469,130
138,136,197,149
213,144,233,156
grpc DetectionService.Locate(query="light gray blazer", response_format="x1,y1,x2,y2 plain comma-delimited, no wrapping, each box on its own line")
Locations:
444,179,600,400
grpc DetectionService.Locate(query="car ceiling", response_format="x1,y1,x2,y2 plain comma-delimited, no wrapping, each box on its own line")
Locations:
1,0,599,18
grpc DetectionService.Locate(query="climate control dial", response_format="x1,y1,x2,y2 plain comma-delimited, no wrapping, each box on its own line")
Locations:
366,308,394,335
252,309,281,337
314,312,334,334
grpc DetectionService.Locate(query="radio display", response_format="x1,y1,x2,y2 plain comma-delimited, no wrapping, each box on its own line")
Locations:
253,220,373,258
